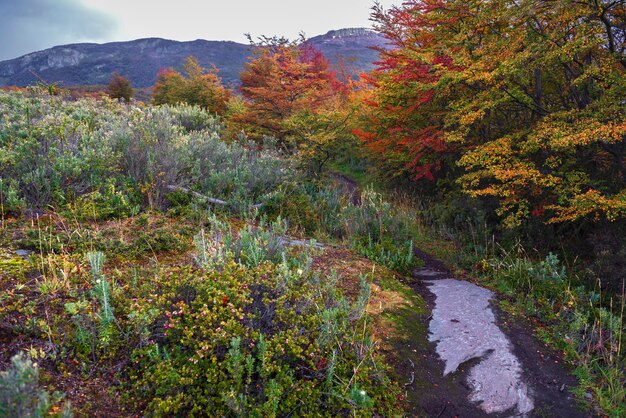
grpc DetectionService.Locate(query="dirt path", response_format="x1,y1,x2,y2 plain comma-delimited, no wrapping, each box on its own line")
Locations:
329,173,591,417
330,172,361,206
403,256,590,418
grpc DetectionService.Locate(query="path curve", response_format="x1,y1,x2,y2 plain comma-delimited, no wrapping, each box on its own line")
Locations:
412,263,588,418
330,172,589,417
424,275,533,415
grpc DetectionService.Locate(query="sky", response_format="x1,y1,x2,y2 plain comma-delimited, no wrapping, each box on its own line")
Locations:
0,0,398,61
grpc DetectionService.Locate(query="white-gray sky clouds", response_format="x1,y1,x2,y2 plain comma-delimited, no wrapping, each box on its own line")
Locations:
0,0,397,61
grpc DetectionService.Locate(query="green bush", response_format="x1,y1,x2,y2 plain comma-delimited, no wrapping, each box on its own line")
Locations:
127,261,397,417
124,219,398,416
167,104,223,132
194,214,312,270
0,91,294,216
87,252,115,347
340,187,420,272
353,236,417,274
0,179,25,214
0,352,71,418
69,179,140,221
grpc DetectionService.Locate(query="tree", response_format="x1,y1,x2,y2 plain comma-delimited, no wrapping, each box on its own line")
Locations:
362,0,626,226
236,41,341,142
234,39,357,173
152,56,231,114
106,72,134,102
282,88,360,175
354,1,468,185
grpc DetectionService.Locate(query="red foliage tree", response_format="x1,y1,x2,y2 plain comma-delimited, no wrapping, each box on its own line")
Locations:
354,1,464,182
106,72,134,102
236,41,345,146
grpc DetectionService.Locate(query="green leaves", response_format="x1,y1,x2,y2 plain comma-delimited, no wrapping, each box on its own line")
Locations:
153,56,231,114
0,353,71,418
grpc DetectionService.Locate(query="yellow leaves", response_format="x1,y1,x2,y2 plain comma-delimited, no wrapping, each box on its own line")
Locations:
548,190,626,223
458,133,564,227
546,119,626,151
545,156,562,170
369,0,626,228
153,56,230,114
497,199,531,229
458,136,515,169
458,107,486,127
443,130,466,143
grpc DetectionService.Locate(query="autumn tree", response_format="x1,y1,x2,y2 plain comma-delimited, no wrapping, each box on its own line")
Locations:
363,0,626,226
106,72,134,102
355,2,460,183
153,56,231,114
283,87,361,174
235,38,357,174
237,40,338,140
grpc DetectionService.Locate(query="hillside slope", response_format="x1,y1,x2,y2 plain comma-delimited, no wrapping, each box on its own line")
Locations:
0,28,386,88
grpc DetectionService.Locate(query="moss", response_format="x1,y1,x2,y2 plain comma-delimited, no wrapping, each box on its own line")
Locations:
368,272,433,413
0,251,30,279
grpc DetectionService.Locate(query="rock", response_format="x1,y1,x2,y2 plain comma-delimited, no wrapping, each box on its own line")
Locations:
412,268,448,279
15,249,33,259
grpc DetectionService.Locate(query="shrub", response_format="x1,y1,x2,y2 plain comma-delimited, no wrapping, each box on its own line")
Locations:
127,220,398,416
194,214,312,270
0,352,71,418
127,262,397,417
341,187,420,272
168,104,223,132
0,90,295,216
0,179,25,214
69,179,140,221
353,236,416,274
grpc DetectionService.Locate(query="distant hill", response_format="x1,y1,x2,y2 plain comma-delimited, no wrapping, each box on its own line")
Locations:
0,28,387,88
306,28,388,74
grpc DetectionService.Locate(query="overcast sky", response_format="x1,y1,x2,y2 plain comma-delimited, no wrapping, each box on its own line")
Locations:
0,0,397,61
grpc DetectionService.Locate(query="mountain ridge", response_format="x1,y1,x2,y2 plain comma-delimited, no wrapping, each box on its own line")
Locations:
0,28,387,88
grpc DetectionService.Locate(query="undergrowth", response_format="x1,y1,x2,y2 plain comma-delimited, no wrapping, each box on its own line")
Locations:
409,195,626,416
0,89,427,416
483,248,625,415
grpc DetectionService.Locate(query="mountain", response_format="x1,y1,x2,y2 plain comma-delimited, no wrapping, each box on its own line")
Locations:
307,28,387,74
0,28,387,88
0,39,251,88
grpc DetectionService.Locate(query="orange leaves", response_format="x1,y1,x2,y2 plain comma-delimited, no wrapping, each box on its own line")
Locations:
365,0,626,226
237,43,342,142
352,128,376,142
235,41,358,173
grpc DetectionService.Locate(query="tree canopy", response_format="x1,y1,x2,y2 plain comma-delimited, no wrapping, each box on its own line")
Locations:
153,56,231,114
235,40,358,174
358,0,626,227
106,72,134,102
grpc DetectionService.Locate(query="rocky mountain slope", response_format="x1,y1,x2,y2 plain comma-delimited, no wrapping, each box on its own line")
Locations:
0,28,387,88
